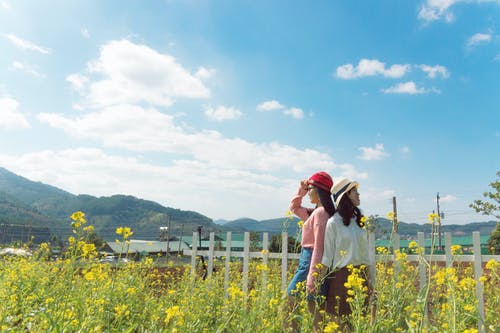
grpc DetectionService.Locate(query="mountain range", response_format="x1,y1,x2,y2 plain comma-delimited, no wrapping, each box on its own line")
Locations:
0,167,496,243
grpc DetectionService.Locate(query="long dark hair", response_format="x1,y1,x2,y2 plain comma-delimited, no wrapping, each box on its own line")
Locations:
337,189,362,227
316,187,335,217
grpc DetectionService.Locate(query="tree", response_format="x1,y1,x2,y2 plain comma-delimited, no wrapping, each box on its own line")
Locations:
470,171,499,254
470,171,500,220
269,234,301,253
487,223,500,255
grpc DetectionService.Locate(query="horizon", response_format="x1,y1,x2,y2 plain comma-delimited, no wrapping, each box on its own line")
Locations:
0,1,498,225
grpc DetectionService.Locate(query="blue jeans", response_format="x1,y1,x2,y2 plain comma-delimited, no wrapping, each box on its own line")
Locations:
287,248,327,301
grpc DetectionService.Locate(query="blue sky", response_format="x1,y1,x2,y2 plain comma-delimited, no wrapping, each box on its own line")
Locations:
0,0,498,224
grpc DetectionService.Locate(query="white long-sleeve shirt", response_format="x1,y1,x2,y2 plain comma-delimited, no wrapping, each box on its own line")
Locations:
321,212,370,271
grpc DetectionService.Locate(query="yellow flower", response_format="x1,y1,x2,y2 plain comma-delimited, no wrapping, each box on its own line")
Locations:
408,241,418,249
165,305,184,326
116,226,133,239
428,213,439,224
324,321,339,333
83,225,94,232
462,329,478,333
387,211,395,220
451,244,462,255
297,220,304,228
268,297,278,307
114,304,129,318
485,259,499,270
359,215,367,228
464,304,475,312
71,211,86,222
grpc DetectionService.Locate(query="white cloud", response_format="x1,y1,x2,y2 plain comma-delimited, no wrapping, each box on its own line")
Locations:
382,81,434,94
81,28,90,39
467,33,492,47
204,105,242,121
418,0,499,23
336,59,410,79
72,104,85,111
440,194,457,203
283,107,304,119
401,146,410,154
0,148,328,220
337,163,369,180
0,97,30,129
257,100,285,111
418,0,457,22
11,61,45,77
195,67,216,80
358,143,389,161
37,105,335,173
66,73,89,94
1,1,10,9
69,39,210,108
5,33,51,54
419,64,450,79
362,188,396,201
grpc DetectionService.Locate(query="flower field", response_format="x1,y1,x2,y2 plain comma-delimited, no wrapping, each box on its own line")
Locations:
0,213,498,332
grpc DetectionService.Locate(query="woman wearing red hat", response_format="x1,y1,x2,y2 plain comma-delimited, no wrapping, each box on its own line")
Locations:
284,171,335,332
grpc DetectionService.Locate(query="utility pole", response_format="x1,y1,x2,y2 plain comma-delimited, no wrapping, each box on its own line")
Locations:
436,192,442,251
166,216,171,257
178,224,184,253
392,196,398,233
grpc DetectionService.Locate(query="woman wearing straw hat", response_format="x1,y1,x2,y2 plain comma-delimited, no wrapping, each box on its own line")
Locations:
284,171,336,332
320,177,370,322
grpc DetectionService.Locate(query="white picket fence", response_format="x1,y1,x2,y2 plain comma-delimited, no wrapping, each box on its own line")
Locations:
184,231,499,333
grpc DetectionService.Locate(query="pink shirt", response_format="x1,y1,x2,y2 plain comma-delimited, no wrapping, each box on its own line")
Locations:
290,186,330,292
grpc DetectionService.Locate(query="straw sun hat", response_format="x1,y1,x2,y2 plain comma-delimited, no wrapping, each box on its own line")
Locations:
331,177,359,207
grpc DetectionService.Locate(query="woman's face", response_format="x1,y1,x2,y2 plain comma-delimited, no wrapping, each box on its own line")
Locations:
307,186,320,205
347,187,360,206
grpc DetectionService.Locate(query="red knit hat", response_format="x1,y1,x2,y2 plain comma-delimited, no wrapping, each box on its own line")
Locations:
307,171,333,192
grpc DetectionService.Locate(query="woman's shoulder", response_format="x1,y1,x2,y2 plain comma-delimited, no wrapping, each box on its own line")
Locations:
310,206,326,215
327,212,343,225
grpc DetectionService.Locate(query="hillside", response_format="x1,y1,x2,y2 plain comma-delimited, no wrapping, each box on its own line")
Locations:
220,216,497,239
0,167,216,241
0,167,496,243
221,217,301,236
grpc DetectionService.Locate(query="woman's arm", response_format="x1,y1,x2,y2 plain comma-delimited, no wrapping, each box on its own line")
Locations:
306,209,329,292
289,181,312,221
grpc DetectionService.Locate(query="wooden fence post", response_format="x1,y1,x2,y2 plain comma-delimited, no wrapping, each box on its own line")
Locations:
368,231,376,290
393,232,401,274
262,232,269,286
224,232,232,298
281,232,288,291
242,232,250,294
445,232,452,268
191,231,198,277
417,232,426,292
473,232,485,333
207,232,215,277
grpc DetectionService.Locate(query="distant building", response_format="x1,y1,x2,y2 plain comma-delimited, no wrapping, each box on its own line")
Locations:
103,239,191,258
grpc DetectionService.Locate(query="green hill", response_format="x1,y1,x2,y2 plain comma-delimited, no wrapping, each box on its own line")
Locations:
220,216,497,239
0,167,216,241
0,167,496,243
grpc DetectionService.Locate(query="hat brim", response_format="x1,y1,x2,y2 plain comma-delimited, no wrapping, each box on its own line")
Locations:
334,181,358,207
307,179,331,193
